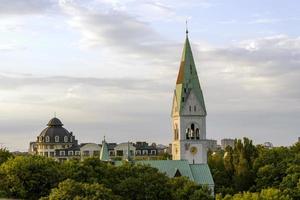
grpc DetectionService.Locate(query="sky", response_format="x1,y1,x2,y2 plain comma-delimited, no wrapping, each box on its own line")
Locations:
0,0,300,151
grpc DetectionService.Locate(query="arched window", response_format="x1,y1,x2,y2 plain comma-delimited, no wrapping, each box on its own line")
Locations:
186,128,190,139
191,123,195,131
64,136,68,143
196,129,200,140
45,136,50,142
190,124,195,139
189,106,191,112
55,136,59,143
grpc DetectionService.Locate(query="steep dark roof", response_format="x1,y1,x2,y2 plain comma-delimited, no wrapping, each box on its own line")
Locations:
47,117,63,126
38,117,72,143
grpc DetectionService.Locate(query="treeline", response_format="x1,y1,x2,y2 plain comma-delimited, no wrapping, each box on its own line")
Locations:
208,138,300,200
0,149,212,200
0,138,299,200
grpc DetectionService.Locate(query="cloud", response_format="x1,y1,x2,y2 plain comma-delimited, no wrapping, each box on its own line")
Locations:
0,72,170,92
59,0,161,48
57,0,183,81
0,0,56,15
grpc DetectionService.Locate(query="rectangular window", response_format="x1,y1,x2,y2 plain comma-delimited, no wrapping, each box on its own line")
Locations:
194,106,196,112
116,150,123,156
83,151,89,156
189,106,191,112
60,151,65,156
142,150,148,155
68,151,73,156
50,152,54,157
75,151,80,156
136,150,141,155
93,151,100,156
109,150,115,156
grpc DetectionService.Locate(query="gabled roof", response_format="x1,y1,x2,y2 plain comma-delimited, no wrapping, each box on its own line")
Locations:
190,164,214,185
136,160,194,181
131,160,214,186
174,36,206,115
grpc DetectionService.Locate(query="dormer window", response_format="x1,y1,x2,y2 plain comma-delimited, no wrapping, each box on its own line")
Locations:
45,136,50,142
70,136,73,142
55,136,59,143
64,136,68,143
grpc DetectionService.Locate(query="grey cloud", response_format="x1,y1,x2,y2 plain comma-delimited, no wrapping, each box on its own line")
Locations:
0,73,171,92
58,0,180,64
0,0,56,15
194,35,300,104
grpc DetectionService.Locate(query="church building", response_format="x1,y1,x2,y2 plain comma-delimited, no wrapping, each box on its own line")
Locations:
109,30,214,193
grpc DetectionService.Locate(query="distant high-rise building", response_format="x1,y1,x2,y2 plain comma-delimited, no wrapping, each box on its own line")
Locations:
206,139,218,151
221,138,235,149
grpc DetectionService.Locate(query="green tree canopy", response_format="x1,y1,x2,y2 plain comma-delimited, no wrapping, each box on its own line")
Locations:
41,179,121,200
0,155,63,199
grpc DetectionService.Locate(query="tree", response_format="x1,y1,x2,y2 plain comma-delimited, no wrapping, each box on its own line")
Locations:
114,163,172,200
216,188,292,200
0,148,13,165
189,185,213,200
0,156,63,199
41,179,121,200
168,176,213,200
168,177,200,200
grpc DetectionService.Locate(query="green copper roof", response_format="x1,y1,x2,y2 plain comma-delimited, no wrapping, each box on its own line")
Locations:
190,164,214,185
136,160,194,181
100,139,109,161
117,160,214,186
175,36,206,115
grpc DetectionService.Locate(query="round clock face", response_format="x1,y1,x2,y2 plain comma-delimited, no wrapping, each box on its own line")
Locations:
190,146,198,155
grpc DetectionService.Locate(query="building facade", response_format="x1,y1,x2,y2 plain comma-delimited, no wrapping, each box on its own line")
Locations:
29,117,80,161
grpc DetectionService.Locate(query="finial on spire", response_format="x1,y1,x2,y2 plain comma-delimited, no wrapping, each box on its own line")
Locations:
185,19,189,36
103,135,106,142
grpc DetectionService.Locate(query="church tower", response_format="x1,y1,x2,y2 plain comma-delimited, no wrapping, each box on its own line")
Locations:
171,31,208,164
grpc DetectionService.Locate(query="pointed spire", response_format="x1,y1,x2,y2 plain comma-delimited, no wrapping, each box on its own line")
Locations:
174,27,207,115
100,136,109,161
185,20,189,36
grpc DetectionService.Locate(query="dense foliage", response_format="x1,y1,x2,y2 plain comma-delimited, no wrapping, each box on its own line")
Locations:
0,139,299,199
0,152,211,200
208,138,300,199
